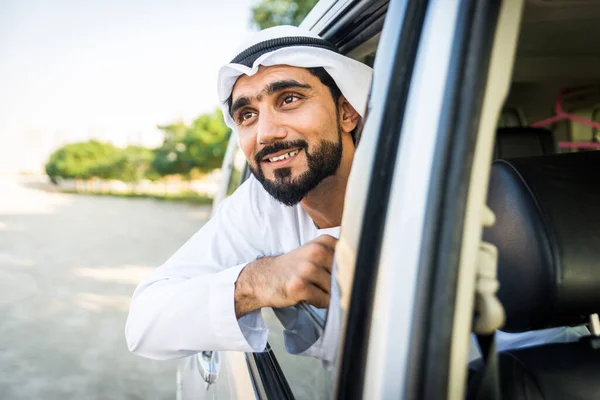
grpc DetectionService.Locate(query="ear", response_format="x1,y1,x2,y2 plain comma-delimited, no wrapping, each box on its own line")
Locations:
338,96,361,135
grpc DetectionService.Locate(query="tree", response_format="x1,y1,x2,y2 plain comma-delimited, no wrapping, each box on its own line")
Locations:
88,149,123,181
181,109,231,173
152,109,231,178
112,146,156,184
45,140,120,181
151,120,192,178
251,0,319,29
45,110,231,187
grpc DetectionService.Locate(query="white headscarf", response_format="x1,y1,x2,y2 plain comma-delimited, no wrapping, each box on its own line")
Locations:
217,25,373,133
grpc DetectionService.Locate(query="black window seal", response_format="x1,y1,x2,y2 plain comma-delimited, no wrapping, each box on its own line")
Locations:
245,343,295,400
322,0,389,54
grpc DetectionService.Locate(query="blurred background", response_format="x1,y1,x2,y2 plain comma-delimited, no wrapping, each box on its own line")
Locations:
0,0,316,399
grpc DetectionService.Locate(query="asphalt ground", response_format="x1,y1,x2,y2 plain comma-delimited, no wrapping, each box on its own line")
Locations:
0,175,211,399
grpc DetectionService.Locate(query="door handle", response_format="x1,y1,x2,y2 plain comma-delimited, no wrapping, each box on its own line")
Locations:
197,351,220,385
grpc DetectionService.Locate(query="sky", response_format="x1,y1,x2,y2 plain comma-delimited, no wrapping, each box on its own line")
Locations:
0,0,255,172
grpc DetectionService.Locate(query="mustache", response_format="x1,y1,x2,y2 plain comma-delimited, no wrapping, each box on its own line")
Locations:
254,140,309,163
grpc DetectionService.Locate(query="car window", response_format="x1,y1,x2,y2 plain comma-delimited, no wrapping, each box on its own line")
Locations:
262,308,333,399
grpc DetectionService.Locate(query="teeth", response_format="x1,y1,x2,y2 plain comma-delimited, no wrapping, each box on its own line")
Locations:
269,149,299,162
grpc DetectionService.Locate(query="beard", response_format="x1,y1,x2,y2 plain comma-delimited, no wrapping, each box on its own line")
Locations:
249,128,343,207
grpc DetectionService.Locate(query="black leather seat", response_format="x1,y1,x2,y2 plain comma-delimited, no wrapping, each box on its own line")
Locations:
494,127,556,159
473,150,600,399
492,341,600,399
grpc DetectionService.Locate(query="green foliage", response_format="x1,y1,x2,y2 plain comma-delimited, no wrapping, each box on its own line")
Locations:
182,109,231,172
46,141,159,184
45,140,120,180
157,121,188,143
45,109,231,184
88,149,124,180
251,0,319,29
109,146,156,183
153,109,231,178
150,120,188,176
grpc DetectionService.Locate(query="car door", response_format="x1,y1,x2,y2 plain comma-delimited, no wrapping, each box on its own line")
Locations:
334,0,523,399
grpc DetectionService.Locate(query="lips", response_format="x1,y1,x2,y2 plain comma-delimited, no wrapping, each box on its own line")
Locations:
259,149,302,168
254,140,308,166
264,149,301,163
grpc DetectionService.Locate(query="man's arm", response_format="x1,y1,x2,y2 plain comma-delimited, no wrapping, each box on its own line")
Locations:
125,179,273,360
234,235,337,318
125,178,338,360
126,231,337,360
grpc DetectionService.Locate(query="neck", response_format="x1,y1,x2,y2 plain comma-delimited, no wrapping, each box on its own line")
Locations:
301,136,354,229
300,173,347,229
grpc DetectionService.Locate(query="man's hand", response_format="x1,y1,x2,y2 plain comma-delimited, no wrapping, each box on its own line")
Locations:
234,235,337,318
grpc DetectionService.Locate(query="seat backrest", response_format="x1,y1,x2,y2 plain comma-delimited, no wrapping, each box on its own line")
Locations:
494,127,557,159
472,151,600,399
495,341,600,400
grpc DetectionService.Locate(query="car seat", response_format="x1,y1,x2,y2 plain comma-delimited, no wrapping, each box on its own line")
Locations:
494,127,556,159
470,150,600,399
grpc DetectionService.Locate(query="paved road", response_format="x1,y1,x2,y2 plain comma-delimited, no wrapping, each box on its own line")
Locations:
0,175,211,400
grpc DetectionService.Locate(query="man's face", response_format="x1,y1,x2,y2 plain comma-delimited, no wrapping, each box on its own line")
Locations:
230,65,344,206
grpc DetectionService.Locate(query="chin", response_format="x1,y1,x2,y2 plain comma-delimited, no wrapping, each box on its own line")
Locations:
270,166,305,182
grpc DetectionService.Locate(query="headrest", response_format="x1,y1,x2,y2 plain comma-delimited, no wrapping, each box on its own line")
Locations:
494,127,556,159
483,150,600,332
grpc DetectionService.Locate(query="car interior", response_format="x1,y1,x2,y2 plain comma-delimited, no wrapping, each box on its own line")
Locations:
465,1,600,398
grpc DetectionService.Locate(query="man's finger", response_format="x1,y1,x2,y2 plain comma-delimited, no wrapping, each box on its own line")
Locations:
303,284,330,309
319,261,334,273
312,234,338,253
308,267,332,294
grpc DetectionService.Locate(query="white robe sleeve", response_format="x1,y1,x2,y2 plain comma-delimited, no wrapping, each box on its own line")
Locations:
125,178,271,360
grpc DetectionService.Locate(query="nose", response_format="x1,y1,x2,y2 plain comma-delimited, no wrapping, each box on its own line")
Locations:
256,108,287,145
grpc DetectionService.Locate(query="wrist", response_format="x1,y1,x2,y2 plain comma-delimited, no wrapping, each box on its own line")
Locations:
234,258,272,318
235,263,258,302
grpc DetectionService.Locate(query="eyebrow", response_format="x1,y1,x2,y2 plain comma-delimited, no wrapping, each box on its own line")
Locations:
230,80,312,117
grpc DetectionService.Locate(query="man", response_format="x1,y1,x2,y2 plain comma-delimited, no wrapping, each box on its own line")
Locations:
126,25,587,362
125,25,372,360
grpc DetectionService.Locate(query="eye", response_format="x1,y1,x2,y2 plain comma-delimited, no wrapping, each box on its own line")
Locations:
282,94,300,105
236,110,256,125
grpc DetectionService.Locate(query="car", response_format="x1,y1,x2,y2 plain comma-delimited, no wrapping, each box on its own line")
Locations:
177,0,600,399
